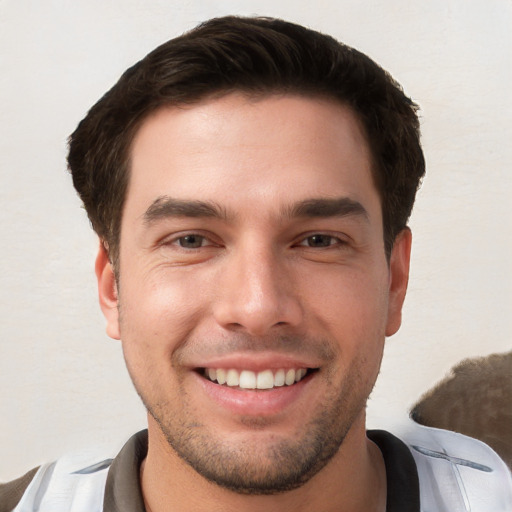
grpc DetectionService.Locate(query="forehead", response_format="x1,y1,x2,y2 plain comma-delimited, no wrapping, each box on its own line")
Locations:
125,93,379,224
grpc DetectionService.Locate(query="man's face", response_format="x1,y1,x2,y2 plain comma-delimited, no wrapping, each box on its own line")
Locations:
97,93,410,494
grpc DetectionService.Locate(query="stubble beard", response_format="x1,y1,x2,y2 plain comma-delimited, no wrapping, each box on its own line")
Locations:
133,360,373,495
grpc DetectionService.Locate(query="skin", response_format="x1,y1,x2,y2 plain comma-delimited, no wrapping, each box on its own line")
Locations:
96,93,411,512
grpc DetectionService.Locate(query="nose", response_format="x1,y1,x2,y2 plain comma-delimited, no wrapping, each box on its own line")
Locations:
213,244,303,336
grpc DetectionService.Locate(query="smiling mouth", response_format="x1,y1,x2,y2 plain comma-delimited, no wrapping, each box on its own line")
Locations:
200,367,317,390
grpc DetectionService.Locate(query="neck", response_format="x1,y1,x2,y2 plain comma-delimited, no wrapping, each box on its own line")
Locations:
140,414,386,512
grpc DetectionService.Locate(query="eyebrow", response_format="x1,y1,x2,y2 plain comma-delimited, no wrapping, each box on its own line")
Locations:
284,197,369,221
142,195,369,225
143,196,229,224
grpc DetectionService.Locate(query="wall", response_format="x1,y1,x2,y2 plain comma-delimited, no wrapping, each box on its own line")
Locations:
0,0,510,480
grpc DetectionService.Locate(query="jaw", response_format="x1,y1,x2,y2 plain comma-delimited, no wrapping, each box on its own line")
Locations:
141,395,376,512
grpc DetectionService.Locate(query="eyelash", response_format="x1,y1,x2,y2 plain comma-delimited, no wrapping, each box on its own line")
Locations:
295,234,347,248
163,232,348,250
166,233,217,249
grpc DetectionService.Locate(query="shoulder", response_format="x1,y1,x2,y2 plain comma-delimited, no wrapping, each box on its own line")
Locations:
0,468,39,512
1,431,147,512
397,421,512,512
2,449,114,512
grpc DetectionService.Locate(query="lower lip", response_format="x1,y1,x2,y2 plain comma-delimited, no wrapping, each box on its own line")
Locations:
195,372,314,417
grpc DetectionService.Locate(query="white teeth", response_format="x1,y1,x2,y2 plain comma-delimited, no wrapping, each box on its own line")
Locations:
226,369,239,387
216,368,226,385
204,367,309,389
295,368,307,382
239,370,256,389
285,369,296,386
256,370,274,389
274,369,285,387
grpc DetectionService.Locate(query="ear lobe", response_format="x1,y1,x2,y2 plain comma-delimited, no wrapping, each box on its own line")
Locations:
385,228,412,337
95,242,121,340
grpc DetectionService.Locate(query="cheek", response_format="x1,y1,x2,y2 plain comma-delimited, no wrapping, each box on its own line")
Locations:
117,276,201,403
305,266,389,348
117,266,213,361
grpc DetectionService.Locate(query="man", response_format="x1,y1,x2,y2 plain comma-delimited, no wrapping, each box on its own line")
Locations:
2,15,511,512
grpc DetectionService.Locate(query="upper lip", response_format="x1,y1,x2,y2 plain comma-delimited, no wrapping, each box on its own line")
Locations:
188,352,322,372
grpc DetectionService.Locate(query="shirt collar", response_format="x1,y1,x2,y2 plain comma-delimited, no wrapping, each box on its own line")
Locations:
103,429,420,512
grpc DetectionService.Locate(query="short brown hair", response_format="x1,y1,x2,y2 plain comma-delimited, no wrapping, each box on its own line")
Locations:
68,15,425,265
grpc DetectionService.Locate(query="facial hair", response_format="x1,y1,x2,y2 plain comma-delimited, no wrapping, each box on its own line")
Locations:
125,333,376,495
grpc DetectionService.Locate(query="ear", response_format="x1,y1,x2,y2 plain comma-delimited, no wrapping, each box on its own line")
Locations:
385,228,412,337
95,242,121,340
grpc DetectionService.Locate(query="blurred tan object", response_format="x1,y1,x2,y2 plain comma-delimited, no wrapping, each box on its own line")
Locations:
410,351,512,469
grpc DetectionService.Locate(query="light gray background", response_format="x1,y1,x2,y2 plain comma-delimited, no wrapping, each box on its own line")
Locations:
1,0,511,480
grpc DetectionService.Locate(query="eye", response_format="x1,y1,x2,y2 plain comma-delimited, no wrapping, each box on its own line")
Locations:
175,234,208,249
299,234,341,248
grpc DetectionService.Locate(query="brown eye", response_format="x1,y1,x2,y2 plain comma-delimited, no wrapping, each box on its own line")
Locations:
178,235,206,248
